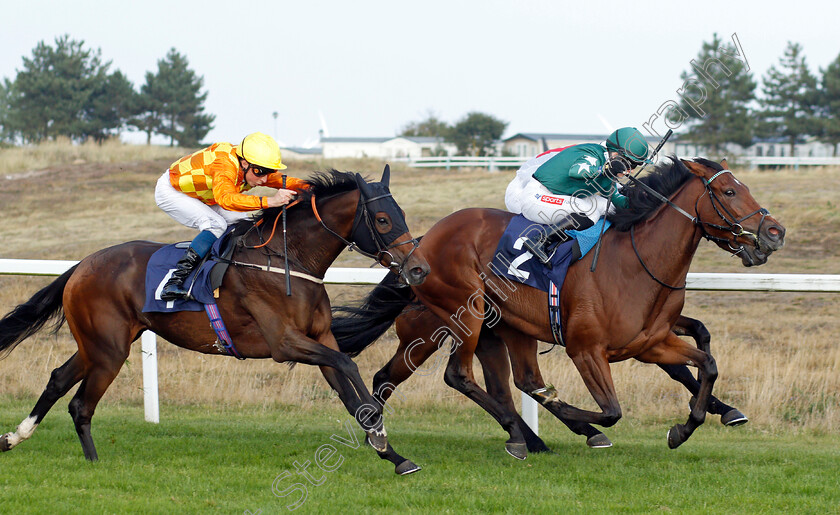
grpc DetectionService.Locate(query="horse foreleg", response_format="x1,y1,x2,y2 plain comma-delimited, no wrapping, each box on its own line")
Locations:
275,330,390,453
637,333,718,449
670,315,747,426
1,353,86,452
555,349,623,429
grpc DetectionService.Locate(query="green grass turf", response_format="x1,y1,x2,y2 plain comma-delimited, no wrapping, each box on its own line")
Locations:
1,399,838,514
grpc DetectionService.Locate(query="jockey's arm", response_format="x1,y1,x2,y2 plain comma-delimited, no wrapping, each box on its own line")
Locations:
263,173,310,192
211,160,267,212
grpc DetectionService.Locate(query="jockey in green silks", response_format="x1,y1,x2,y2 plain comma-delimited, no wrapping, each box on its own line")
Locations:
504,127,651,264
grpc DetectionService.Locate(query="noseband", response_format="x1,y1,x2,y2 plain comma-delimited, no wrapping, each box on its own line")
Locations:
624,169,770,289
694,170,770,256
311,192,420,276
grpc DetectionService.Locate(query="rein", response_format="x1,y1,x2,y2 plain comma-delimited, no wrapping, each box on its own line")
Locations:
624,169,769,289
310,192,420,276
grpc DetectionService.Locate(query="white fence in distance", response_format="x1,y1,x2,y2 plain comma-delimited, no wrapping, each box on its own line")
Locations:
392,155,840,171
2,258,839,433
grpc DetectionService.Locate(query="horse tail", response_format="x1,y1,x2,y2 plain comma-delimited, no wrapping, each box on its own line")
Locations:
331,270,413,357
0,264,77,360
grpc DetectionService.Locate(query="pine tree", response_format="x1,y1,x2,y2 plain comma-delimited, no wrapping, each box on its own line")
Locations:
137,48,214,147
757,42,820,156
4,35,135,143
83,70,139,142
0,78,13,143
818,52,840,156
6,35,104,142
677,33,757,155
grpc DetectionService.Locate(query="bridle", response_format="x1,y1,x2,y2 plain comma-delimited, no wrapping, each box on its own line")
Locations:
311,190,420,277
624,168,770,289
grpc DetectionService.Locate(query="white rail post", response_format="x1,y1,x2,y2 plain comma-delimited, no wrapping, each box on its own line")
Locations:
522,392,539,435
141,331,160,424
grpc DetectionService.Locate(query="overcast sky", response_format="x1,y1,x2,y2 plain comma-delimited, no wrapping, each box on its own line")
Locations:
2,0,837,147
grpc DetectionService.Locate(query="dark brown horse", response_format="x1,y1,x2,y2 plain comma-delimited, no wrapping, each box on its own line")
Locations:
333,158,784,459
0,167,429,475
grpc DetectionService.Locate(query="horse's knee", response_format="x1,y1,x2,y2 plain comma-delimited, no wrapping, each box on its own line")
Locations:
372,365,392,392
601,407,622,427
443,363,468,391
68,397,90,425
702,355,718,382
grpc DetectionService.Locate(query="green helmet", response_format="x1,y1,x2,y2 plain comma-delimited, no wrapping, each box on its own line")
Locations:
606,127,650,164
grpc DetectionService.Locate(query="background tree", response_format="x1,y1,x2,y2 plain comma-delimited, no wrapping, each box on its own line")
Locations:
82,70,140,143
5,35,103,142
0,78,14,143
138,48,214,147
449,111,507,156
757,42,820,156
399,110,451,138
3,35,136,143
677,33,757,155
817,52,840,156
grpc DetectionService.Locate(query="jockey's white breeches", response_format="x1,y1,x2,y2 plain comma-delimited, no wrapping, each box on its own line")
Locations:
155,171,251,237
505,175,612,226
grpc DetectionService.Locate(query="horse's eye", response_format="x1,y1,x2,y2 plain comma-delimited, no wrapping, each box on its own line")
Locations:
724,189,736,197
377,217,388,225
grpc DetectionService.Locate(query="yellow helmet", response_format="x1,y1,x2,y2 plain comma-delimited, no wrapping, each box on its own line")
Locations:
239,132,287,171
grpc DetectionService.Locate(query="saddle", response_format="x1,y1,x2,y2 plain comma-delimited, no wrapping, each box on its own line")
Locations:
489,215,611,348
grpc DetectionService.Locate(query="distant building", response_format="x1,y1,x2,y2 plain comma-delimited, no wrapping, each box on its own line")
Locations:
320,136,456,159
278,147,324,160
674,137,838,159
501,132,676,158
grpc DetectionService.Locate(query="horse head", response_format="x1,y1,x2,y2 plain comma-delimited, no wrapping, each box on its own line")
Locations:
352,165,430,285
682,158,785,267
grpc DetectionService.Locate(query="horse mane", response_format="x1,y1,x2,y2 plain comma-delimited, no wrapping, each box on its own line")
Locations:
607,156,698,231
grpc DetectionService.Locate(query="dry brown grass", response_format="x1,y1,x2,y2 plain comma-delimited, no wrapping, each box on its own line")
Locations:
0,143,838,432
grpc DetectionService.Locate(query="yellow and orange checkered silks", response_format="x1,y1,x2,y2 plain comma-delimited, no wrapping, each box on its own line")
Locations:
168,142,310,212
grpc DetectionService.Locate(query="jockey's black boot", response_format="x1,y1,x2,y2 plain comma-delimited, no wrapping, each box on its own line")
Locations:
160,247,203,301
522,214,593,266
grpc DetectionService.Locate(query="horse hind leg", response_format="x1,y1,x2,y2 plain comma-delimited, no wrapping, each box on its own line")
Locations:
494,325,611,449
474,328,552,453
67,360,127,461
1,353,86,452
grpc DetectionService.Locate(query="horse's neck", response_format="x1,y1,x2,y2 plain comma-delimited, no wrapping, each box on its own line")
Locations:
291,191,359,277
624,178,705,287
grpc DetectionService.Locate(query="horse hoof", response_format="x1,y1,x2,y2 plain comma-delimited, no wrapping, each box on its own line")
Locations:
586,433,613,449
527,441,552,453
365,433,388,453
667,425,685,449
0,433,11,452
721,408,749,427
395,459,421,475
505,441,528,460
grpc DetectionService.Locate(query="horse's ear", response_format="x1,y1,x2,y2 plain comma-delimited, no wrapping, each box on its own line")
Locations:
719,158,729,169
354,173,371,196
681,159,707,178
381,164,391,188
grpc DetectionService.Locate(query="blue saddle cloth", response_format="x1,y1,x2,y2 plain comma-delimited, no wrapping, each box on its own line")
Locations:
489,215,610,294
142,231,232,313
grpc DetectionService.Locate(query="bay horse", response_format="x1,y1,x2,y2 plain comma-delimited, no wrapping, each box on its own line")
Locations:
0,167,430,475
335,287,747,452
333,158,784,459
